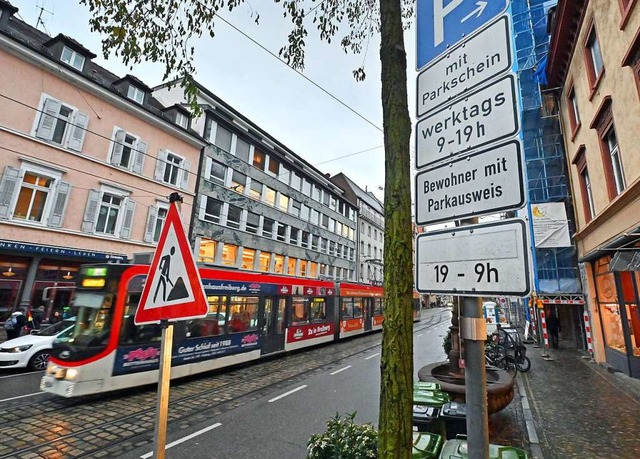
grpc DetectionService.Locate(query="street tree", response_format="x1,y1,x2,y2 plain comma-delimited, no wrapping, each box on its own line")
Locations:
81,0,415,456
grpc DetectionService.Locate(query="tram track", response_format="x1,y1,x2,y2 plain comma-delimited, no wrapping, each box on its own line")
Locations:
0,308,450,458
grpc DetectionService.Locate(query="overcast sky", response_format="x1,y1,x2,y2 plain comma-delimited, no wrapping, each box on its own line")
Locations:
12,0,422,202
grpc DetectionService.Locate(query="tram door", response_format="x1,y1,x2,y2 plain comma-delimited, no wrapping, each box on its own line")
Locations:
261,297,286,355
364,298,372,332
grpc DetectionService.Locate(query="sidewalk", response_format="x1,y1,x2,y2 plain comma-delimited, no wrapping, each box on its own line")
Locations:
514,345,640,458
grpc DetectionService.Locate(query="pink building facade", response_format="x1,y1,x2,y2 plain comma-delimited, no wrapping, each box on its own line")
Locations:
0,1,205,320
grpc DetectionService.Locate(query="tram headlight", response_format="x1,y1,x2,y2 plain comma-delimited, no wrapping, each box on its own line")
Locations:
65,368,79,381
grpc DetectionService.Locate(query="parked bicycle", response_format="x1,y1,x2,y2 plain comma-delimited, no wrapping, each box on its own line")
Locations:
487,327,531,373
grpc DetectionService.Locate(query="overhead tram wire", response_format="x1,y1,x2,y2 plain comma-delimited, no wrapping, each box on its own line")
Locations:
0,91,384,180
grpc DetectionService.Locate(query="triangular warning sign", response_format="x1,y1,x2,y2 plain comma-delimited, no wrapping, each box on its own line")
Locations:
135,202,208,325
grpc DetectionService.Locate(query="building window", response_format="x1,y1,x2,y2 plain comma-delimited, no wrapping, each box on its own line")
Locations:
226,204,242,229
34,96,88,151
290,227,299,245
312,185,321,201
222,244,237,266
127,85,145,104
198,238,217,263
145,205,168,243
301,179,311,196
321,238,328,253
203,197,223,223
299,260,308,277
274,254,284,274
207,158,227,185
81,186,134,238
276,223,287,242
249,179,263,200
605,127,625,195
174,112,188,129
311,235,319,251
309,262,318,278
156,150,190,189
262,218,274,238
259,252,270,272
214,125,232,153
584,23,605,88
13,172,53,223
287,257,297,275
203,114,215,142
279,165,291,184
291,200,301,217
264,186,276,206
278,193,290,212
300,204,309,221
290,172,301,190
301,231,310,248
241,248,256,270
110,130,146,173
268,156,280,176
246,211,260,234
60,46,85,71
231,170,246,194
252,149,265,170
321,214,329,228
235,138,251,163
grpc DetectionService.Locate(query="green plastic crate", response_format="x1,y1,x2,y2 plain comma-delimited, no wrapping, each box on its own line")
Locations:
413,389,451,407
413,431,444,459
438,438,529,459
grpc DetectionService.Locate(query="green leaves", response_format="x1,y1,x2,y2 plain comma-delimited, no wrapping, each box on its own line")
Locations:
306,412,378,459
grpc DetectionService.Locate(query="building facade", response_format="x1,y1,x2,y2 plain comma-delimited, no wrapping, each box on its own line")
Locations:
547,0,640,376
153,81,358,279
0,1,205,320
329,173,384,284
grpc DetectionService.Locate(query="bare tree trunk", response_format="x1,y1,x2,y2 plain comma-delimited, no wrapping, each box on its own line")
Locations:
377,0,413,457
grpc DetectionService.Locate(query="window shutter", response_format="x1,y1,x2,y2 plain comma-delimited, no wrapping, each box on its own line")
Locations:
144,205,158,242
155,150,167,181
48,181,71,227
0,166,20,219
198,196,206,221
36,98,62,141
120,199,136,239
81,189,100,233
67,112,89,151
205,157,212,180
181,159,191,190
110,130,126,165
133,139,147,174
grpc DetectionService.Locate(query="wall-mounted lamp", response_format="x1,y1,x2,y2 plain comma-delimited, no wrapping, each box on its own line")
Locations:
62,271,73,280
2,267,15,277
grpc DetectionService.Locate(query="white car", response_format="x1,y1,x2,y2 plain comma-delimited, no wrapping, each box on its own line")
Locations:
0,318,75,371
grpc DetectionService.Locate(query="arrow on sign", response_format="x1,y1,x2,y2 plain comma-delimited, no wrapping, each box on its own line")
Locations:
461,1,488,23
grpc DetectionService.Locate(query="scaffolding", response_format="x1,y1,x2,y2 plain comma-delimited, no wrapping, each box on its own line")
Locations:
512,0,582,297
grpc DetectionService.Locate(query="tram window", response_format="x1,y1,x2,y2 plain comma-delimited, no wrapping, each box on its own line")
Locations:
353,298,363,318
341,298,354,318
291,296,310,325
373,298,383,315
192,295,227,337
228,296,259,332
310,298,326,322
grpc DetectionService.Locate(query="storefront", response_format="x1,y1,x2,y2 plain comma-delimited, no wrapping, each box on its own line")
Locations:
0,239,126,322
592,254,640,378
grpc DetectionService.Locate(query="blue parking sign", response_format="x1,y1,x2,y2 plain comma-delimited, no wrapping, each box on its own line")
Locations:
417,0,509,70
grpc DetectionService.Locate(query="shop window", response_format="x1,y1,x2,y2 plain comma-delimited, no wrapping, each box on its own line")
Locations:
274,254,284,274
287,257,297,275
309,262,318,278
299,260,308,277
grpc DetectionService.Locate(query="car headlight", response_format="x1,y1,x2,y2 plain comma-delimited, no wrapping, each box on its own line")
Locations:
8,344,32,353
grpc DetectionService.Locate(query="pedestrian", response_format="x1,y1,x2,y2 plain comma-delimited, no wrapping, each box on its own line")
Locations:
547,312,561,349
4,308,27,340
30,305,45,330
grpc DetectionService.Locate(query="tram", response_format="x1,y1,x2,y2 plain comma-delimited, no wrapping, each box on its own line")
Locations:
41,263,419,397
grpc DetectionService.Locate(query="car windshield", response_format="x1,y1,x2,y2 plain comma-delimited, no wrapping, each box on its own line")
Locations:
38,319,76,337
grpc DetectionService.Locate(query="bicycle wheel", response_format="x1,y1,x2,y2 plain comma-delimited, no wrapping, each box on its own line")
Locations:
516,356,531,372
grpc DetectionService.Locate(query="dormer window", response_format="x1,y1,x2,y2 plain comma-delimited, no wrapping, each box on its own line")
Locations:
175,112,188,128
61,46,85,71
127,85,145,104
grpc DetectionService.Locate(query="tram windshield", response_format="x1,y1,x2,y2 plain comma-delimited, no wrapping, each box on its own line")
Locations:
53,291,115,356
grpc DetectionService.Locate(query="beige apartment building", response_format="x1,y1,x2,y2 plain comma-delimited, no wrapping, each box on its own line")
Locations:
0,1,205,320
547,0,640,377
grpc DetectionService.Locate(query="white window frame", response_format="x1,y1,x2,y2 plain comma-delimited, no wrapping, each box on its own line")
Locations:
60,46,86,71
175,112,188,128
155,150,191,190
0,162,69,228
82,184,134,238
144,201,169,243
127,85,145,104
606,127,626,195
32,94,89,152
109,127,147,173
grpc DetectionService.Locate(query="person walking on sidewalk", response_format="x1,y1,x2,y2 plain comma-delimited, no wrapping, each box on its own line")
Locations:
547,312,560,349
4,308,27,340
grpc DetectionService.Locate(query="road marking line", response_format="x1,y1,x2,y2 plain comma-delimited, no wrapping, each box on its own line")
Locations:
330,365,352,375
0,392,44,402
268,385,307,402
416,333,424,337
140,422,222,458
365,353,379,360
0,372,42,380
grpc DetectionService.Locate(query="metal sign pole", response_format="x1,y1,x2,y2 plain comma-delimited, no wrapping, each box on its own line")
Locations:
153,319,173,459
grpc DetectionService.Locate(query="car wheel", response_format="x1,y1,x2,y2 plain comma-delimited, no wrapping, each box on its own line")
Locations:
28,350,51,371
